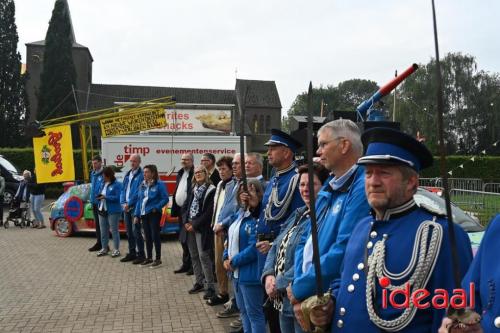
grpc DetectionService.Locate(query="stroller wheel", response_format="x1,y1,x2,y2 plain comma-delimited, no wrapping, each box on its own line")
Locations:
20,221,26,228
4,221,9,228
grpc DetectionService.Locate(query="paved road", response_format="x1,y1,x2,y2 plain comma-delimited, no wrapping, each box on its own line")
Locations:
0,204,234,332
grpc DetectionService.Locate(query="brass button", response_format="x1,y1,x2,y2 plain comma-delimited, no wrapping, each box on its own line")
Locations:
357,263,364,270
367,241,373,249
370,231,377,239
337,320,344,328
347,284,355,293
339,307,346,316
494,316,500,328
352,273,360,281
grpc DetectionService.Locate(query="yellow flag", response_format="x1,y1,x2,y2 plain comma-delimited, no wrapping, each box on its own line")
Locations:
33,125,75,183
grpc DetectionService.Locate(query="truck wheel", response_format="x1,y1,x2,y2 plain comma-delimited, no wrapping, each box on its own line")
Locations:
54,218,73,237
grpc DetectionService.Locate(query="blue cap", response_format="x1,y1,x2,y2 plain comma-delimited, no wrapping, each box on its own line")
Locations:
264,129,302,153
357,127,433,171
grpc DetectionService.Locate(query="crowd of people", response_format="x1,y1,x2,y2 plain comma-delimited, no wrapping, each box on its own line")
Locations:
81,119,497,333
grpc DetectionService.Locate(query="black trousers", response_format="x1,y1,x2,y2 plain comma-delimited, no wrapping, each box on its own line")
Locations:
0,195,4,222
92,204,102,247
142,211,162,260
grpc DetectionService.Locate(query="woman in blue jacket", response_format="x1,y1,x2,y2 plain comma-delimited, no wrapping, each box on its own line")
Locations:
134,165,169,267
261,163,329,333
224,178,265,333
96,167,123,257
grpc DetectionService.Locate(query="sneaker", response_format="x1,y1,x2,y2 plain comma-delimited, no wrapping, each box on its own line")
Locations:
88,243,101,252
150,259,162,268
39,224,47,229
207,293,229,306
140,259,153,266
188,283,204,294
111,250,120,258
203,288,216,300
230,318,242,329
96,249,108,257
216,306,240,318
120,253,136,262
186,269,194,276
173,266,190,274
132,257,145,265
229,327,243,333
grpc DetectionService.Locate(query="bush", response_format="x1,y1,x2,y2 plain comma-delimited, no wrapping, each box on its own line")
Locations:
421,156,500,182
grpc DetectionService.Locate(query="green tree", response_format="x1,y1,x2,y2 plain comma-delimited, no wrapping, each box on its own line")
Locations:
288,79,378,117
37,0,76,121
0,0,28,147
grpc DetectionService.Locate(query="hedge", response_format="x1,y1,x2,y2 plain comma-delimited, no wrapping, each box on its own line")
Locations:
420,156,500,182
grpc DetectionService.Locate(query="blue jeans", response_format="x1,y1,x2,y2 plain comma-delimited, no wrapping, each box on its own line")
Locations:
124,210,141,256
280,313,306,333
233,279,266,333
30,194,45,223
99,212,120,251
142,211,161,260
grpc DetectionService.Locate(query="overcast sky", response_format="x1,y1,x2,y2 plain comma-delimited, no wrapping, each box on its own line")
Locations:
14,0,500,114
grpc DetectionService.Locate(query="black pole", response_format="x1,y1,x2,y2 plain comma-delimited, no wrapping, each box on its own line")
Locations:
236,86,248,193
431,0,462,291
306,82,323,297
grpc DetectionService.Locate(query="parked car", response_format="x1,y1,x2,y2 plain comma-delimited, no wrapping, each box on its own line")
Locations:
414,187,484,254
0,155,22,206
49,183,179,237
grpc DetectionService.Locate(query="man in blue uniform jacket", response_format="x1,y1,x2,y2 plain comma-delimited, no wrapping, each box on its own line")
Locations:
309,127,473,333
290,119,370,309
88,155,105,252
439,214,500,333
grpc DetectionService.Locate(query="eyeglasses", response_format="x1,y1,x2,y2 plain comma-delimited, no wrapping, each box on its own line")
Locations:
194,171,206,175
318,137,344,149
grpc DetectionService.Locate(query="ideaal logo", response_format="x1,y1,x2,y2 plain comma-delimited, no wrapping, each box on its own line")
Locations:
114,145,150,167
379,277,475,310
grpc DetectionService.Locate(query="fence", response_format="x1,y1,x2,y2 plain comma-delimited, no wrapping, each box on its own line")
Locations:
449,189,500,226
419,178,484,192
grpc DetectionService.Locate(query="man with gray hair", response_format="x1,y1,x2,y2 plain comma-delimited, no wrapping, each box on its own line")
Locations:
245,152,266,187
120,154,144,263
289,119,371,327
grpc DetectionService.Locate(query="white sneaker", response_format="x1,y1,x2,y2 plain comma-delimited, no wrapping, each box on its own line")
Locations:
97,249,108,257
111,250,120,258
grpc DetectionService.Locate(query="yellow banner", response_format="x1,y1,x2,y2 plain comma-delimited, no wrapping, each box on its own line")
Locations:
100,108,167,138
33,125,75,184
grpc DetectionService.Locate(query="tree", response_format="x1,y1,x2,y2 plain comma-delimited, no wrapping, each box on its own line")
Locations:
288,79,378,117
0,0,28,147
37,0,76,121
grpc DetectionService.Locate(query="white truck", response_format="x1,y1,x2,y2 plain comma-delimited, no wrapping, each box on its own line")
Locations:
101,134,243,174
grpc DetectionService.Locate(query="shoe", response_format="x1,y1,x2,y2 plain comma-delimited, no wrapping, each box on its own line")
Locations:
186,269,194,276
230,318,242,329
96,249,108,257
150,259,162,268
188,283,204,294
111,250,120,258
88,243,101,252
207,293,229,306
216,306,240,318
132,257,145,265
140,259,153,266
229,327,243,333
203,288,216,300
39,224,46,229
174,266,189,274
120,253,136,262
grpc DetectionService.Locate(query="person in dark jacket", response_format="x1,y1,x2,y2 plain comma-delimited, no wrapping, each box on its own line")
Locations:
96,167,123,257
224,178,266,333
134,164,169,267
201,153,221,186
29,172,46,228
183,165,216,298
171,153,194,274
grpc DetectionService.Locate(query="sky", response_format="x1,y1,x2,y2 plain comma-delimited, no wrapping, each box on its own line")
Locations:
14,0,500,114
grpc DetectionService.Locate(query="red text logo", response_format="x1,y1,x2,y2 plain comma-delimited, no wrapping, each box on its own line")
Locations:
48,131,63,176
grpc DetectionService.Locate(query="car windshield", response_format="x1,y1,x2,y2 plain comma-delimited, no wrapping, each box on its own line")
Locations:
0,156,20,174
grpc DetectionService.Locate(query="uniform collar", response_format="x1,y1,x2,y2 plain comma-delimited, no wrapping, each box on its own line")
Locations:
329,164,358,192
371,198,418,221
275,162,296,177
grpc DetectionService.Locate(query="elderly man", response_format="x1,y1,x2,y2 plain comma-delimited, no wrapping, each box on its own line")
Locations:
120,154,145,263
88,156,104,252
245,152,266,187
201,153,221,186
289,120,370,314
172,153,195,274
310,127,473,333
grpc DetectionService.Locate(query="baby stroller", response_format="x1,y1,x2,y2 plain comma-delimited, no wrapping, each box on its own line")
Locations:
4,199,31,228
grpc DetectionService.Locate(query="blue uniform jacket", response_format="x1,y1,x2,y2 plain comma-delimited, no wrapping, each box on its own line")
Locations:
97,180,123,214
331,202,473,333
292,166,370,301
216,178,240,229
261,206,311,316
224,209,264,285
462,214,500,333
90,169,104,205
134,180,169,217
120,167,144,209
